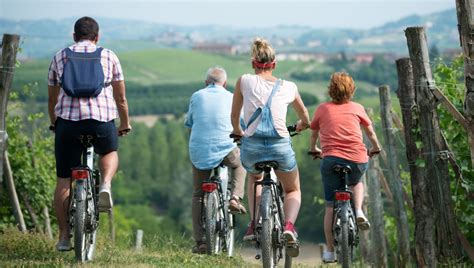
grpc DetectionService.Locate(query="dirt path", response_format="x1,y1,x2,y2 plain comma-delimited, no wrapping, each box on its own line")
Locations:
238,242,330,267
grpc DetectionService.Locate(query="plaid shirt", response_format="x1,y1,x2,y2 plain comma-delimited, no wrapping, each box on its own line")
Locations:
48,40,124,122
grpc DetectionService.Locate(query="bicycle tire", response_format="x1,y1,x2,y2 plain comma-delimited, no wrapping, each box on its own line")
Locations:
337,202,351,268
225,212,235,257
284,252,292,268
74,183,87,262
204,191,219,255
260,187,276,268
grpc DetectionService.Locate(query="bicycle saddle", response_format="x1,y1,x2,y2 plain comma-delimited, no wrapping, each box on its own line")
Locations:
255,161,279,172
333,164,352,174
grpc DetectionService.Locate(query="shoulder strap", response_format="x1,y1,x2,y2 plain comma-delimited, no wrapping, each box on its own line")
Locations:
246,79,282,128
265,79,281,108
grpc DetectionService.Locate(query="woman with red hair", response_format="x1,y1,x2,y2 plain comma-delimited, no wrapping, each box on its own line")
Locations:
309,72,381,263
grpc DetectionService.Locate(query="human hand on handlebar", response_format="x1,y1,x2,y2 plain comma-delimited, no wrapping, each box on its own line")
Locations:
295,119,309,132
368,147,381,158
308,148,322,159
118,123,132,137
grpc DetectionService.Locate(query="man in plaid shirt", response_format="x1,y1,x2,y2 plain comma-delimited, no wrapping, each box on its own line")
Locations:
48,16,131,251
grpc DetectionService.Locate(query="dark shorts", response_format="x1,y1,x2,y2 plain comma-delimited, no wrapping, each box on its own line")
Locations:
55,118,118,178
320,156,368,206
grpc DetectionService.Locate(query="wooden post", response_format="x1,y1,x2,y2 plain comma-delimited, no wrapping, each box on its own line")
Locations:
0,34,20,180
396,58,435,267
135,229,143,251
456,0,474,166
365,108,388,268
4,152,26,232
378,85,411,267
43,206,53,239
359,161,370,264
405,26,464,262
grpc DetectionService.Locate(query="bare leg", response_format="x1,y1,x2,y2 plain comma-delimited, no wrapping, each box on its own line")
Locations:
247,173,263,221
191,166,211,243
351,182,364,211
324,206,335,251
54,178,71,240
99,151,118,187
275,168,301,224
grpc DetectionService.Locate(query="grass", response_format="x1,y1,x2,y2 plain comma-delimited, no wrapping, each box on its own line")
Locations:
0,227,249,267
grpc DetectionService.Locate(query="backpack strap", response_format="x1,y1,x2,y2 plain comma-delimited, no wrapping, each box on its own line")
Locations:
246,79,282,128
64,47,103,58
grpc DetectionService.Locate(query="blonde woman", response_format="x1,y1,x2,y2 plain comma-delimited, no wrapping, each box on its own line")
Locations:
230,38,310,257
309,72,381,262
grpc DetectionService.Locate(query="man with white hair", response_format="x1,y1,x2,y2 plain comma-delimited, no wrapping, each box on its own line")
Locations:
185,66,247,254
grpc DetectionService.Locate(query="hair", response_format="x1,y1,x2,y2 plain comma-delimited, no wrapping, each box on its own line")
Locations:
251,37,275,70
74,17,99,42
206,66,227,85
328,72,356,104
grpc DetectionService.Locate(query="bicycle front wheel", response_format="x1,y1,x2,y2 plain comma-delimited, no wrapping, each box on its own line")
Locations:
337,202,351,268
225,213,235,257
204,191,220,255
260,187,276,268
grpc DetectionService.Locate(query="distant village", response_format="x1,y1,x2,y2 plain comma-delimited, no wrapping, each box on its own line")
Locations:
151,30,462,65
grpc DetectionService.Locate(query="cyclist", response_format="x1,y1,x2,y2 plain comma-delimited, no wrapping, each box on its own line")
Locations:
230,38,310,251
308,72,381,263
48,17,131,251
185,66,247,254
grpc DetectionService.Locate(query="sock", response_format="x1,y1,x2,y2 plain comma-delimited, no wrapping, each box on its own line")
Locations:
356,209,365,218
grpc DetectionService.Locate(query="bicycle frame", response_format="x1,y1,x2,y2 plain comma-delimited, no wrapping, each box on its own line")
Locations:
332,166,359,267
252,165,289,267
201,164,234,256
68,135,100,262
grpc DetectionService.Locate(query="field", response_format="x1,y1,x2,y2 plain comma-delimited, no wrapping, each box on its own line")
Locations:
13,48,381,116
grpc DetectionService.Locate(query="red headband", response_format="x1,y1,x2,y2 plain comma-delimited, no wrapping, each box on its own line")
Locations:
252,60,276,69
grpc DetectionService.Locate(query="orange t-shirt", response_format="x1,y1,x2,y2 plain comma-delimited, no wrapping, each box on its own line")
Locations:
310,101,371,163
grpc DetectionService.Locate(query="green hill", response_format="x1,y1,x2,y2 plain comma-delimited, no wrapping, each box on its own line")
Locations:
13,48,380,116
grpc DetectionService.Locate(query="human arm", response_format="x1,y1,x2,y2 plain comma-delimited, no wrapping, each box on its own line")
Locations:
230,77,244,136
362,124,382,157
291,91,310,132
48,85,60,126
112,80,131,135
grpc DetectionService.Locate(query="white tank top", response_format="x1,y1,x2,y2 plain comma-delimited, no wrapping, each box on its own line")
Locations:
240,74,297,138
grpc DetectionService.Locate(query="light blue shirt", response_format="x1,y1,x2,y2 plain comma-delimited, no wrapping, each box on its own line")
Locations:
185,85,236,170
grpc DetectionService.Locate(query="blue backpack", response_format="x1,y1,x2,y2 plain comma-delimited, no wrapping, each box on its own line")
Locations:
61,47,105,98
245,79,282,138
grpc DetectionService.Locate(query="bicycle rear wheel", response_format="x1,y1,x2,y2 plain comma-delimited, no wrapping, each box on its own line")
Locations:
204,191,220,254
260,187,276,268
336,202,351,268
73,182,98,262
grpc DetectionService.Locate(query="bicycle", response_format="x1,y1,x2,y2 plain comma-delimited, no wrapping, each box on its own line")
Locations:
201,163,235,256
231,125,299,268
67,135,101,262
308,151,376,268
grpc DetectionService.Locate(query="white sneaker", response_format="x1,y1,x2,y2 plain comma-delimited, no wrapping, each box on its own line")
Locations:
56,239,72,251
356,210,370,230
98,185,113,212
322,250,337,263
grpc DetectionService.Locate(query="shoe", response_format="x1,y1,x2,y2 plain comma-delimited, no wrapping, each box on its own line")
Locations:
229,196,247,215
243,221,255,241
322,250,337,263
283,221,299,257
99,184,113,212
356,210,370,231
191,242,207,254
56,239,72,251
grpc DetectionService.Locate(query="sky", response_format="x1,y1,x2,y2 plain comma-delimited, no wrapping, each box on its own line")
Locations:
0,0,455,29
